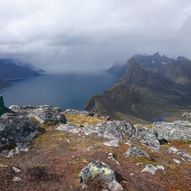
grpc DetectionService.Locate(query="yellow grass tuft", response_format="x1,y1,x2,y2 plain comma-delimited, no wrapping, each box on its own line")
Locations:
64,113,106,127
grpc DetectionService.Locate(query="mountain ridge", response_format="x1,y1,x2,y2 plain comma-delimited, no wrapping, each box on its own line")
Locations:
86,53,191,123
0,58,44,88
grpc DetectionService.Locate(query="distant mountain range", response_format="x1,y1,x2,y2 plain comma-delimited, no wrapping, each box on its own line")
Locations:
85,53,191,123
0,59,44,89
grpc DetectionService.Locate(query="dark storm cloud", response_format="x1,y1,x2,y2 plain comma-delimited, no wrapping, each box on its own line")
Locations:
0,0,191,72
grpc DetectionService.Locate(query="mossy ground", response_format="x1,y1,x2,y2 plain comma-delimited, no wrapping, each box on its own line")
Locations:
0,114,190,191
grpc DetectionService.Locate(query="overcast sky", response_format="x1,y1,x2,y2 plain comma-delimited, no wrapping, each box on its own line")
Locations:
0,0,191,72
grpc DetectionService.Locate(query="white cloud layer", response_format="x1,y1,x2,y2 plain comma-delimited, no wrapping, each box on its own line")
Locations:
0,0,191,72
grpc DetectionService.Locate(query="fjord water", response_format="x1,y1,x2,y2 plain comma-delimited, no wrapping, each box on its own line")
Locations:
0,72,118,109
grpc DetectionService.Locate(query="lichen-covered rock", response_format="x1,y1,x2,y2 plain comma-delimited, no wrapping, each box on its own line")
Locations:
0,113,42,155
151,121,191,142
9,105,67,124
124,146,151,160
135,127,160,151
181,112,191,122
79,160,123,191
84,121,135,146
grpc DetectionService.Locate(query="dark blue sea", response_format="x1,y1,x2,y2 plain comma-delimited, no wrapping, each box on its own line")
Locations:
0,72,118,109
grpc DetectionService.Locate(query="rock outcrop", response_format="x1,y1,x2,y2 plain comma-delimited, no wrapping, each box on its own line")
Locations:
58,120,135,147
9,105,67,124
57,115,191,154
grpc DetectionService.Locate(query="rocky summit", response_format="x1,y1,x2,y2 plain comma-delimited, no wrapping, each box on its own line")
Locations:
0,105,67,157
0,105,191,191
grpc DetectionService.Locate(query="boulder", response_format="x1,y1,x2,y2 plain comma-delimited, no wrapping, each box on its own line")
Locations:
0,113,42,154
79,160,123,191
151,121,191,142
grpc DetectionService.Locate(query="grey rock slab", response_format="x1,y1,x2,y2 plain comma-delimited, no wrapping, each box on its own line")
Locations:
151,121,191,142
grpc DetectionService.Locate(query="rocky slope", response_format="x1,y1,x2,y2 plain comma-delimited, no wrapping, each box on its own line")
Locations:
0,105,191,191
86,53,191,123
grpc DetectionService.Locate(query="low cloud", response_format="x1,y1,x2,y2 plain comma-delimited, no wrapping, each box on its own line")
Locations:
0,0,191,72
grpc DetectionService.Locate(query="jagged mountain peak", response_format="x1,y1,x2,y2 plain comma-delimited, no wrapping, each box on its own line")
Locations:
107,53,191,85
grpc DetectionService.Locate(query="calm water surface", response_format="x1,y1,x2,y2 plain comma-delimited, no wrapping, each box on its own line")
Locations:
0,72,118,109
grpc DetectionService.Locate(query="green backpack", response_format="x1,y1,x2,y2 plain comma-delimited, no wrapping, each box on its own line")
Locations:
0,96,5,116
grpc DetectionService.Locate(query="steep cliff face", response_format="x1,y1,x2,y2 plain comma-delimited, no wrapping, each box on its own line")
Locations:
86,53,191,123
